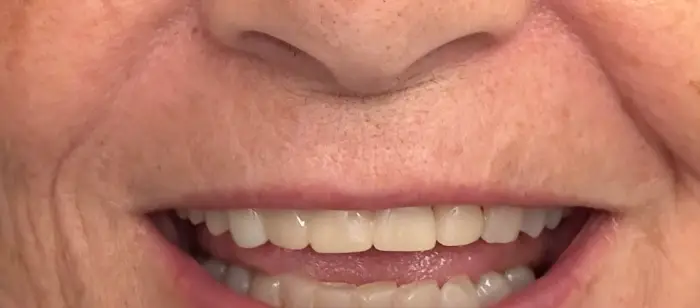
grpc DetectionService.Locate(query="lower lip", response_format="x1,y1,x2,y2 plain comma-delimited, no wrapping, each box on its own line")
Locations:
145,211,612,308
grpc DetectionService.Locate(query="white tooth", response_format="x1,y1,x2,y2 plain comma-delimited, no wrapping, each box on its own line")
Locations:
520,209,547,238
309,210,374,253
249,274,282,307
280,275,317,308
201,260,228,282
374,207,436,252
392,280,441,308
440,276,480,308
481,206,524,244
504,266,536,292
356,281,397,308
228,209,268,248
313,283,361,308
476,272,513,306
263,210,310,250
434,205,483,246
188,210,205,225
545,209,563,230
205,211,230,236
223,266,252,295
176,209,189,219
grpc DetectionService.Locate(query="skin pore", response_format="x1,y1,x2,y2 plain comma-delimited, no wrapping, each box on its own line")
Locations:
1,0,700,307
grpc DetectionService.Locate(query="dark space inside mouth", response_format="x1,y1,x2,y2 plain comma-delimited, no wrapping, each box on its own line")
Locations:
150,207,596,280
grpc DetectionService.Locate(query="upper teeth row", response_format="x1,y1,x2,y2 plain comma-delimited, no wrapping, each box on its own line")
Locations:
178,206,567,253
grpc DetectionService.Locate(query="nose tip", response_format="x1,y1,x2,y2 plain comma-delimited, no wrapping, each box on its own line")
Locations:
204,0,531,95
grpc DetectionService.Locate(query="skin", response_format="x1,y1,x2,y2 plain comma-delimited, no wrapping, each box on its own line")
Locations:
1,0,699,307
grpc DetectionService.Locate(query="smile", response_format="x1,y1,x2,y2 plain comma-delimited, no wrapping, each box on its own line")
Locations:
149,191,608,308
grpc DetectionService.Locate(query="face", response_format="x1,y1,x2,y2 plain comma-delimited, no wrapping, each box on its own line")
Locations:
2,0,700,307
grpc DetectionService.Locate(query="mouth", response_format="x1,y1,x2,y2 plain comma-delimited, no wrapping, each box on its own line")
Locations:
147,191,609,308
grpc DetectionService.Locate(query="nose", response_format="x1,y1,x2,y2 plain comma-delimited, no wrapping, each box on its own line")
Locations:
203,0,530,95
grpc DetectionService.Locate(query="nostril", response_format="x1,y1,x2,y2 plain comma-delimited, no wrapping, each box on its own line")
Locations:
237,31,309,60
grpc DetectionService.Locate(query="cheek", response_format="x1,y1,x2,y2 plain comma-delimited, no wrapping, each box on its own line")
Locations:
551,0,700,175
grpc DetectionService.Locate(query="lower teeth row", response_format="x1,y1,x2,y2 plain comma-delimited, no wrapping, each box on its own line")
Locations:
200,259,536,308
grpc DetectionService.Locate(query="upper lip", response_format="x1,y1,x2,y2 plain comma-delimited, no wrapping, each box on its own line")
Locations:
143,184,608,213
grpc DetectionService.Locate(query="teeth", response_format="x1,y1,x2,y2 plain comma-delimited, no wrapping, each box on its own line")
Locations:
205,211,230,236
356,282,397,308
309,210,374,253
280,275,317,308
519,209,547,238
249,274,282,307
503,266,536,292
440,277,480,308
184,204,568,253
264,210,310,250
475,272,513,306
481,206,524,244
434,205,484,247
224,266,252,295
545,209,564,230
392,280,441,308
188,210,205,225
201,258,537,308
374,207,437,252
228,209,268,248
313,283,361,308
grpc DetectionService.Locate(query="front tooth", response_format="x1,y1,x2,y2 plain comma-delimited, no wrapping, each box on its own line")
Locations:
223,266,252,295
520,209,547,238
504,266,536,292
440,276,480,308
476,272,513,306
188,210,205,225
228,209,268,248
392,280,441,308
249,274,282,307
545,209,563,229
279,275,317,308
201,260,228,282
357,281,397,308
374,207,436,252
263,210,310,250
434,205,484,246
308,210,374,253
313,283,361,308
481,206,524,244
205,211,230,236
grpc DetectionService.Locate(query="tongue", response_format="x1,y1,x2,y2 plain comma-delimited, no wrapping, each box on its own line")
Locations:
198,229,551,285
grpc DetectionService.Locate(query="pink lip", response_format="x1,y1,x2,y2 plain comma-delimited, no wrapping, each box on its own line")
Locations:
147,185,606,213
144,209,611,308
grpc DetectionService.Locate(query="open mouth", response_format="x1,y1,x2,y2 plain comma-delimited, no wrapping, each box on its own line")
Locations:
149,199,606,308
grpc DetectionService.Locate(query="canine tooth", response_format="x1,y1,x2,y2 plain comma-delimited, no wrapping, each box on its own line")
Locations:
482,206,524,244
356,281,397,308
188,210,205,225
313,283,361,308
309,210,374,253
520,209,547,238
434,205,483,246
476,272,513,306
228,209,268,248
224,266,252,295
201,260,228,282
205,211,230,236
249,274,282,307
176,209,188,219
504,266,536,292
280,275,317,308
392,280,441,308
545,209,563,229
440,276,480,308
374,207,436,252
263,210,310,250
